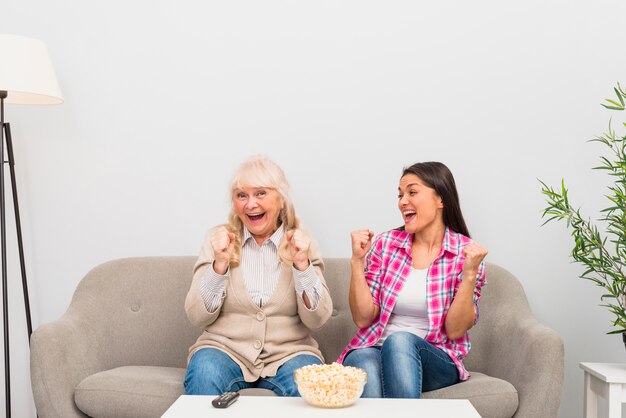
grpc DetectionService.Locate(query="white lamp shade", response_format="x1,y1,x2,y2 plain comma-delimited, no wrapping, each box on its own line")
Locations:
0,34,63,105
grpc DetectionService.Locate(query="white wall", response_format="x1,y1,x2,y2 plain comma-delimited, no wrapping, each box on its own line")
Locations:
3,1,626,417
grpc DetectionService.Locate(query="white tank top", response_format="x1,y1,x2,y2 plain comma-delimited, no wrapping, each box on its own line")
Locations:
378,267,430,344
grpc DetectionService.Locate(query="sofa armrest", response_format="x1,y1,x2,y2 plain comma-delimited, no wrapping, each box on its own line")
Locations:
481,317,564,418
30,314,106,418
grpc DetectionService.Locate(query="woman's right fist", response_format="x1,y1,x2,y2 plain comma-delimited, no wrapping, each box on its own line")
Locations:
351,229,374,261
211,227,236,274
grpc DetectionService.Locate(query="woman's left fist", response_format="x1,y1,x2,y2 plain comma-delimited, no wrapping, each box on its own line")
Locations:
286,229,311,271
461,242,488,276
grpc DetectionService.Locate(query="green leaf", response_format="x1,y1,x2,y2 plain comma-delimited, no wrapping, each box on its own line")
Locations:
616,87,625,106
602,105,625,111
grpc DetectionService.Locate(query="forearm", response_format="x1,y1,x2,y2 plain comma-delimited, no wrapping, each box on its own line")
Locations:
296,266,333,330
186,228,230,328
444,271,477,340
349,258,379,328
200,264,229,313
293,263,323,310
185,285,222,329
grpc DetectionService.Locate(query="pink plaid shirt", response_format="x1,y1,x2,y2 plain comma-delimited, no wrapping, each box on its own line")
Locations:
337,227,486,381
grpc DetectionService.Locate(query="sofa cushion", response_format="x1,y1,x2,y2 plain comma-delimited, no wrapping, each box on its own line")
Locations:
74,366,280,417
75,366,185,418
422,372,518,418
75,366,516,418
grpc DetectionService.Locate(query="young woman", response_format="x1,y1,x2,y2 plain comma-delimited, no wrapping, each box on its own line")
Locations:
184,156,332,396
339,161,487,398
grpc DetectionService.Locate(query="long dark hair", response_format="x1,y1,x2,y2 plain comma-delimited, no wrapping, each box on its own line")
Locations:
398,161,471,238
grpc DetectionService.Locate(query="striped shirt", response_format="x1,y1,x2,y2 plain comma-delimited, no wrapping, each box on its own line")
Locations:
337,227,486,381
200,227,324,311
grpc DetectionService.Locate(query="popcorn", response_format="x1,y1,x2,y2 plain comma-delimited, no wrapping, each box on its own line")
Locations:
294,363,367,408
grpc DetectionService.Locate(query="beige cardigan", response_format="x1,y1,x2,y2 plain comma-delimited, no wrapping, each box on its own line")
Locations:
185,227,333,381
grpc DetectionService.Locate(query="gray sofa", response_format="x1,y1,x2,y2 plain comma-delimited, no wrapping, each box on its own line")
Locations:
30,257,564,417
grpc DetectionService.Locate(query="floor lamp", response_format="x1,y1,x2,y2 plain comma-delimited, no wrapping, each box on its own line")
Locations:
0,34,63,418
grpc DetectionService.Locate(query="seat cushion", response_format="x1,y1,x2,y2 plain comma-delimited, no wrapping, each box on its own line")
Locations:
75,367,516,418
75,366,185,418
422,372,518,418
74,366,277,417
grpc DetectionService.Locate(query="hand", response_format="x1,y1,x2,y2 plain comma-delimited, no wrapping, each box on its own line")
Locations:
286,229,311,271
351,229,374,261
461,242,488,278
211,227,236,275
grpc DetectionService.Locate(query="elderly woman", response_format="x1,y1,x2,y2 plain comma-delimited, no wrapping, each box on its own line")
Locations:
184,156,332,397
339,161,487,398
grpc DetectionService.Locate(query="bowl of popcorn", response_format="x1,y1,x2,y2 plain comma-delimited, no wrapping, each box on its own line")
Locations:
294,362,367,408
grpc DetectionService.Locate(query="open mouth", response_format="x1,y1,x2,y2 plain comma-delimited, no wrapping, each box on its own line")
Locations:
247,213,266,222
403,210,416,223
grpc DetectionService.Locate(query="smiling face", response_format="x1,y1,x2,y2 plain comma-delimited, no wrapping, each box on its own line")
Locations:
233,187,284,244
398,174,444,235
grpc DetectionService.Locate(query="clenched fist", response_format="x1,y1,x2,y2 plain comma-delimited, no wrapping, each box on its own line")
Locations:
286,229,311,271
211,227,236,275
461,242,488,278
351,229,375,261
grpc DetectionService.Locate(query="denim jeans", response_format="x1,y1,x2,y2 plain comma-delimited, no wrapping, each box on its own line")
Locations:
184,348,322,396
343,331,459,398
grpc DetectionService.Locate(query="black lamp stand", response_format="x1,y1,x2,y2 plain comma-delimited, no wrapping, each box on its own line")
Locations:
1,90,34,418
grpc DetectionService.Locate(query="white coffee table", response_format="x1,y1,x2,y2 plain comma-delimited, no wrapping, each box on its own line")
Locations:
161,395,481,417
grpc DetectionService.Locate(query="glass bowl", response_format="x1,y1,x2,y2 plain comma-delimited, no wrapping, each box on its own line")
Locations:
294,363,367,408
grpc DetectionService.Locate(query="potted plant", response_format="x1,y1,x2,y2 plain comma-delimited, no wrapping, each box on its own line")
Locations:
540,83,626,345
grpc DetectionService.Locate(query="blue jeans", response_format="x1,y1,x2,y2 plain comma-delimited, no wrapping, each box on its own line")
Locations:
184,348,322,396
343,332,459,398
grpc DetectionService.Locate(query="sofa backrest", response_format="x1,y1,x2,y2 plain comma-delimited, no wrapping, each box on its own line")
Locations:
66,257,529,372
67,256,199,369
311,258,359,362
464,262,533,373
317,259,534,371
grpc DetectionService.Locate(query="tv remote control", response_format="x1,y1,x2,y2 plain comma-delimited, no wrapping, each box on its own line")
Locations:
212,391,240,408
